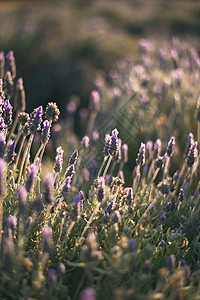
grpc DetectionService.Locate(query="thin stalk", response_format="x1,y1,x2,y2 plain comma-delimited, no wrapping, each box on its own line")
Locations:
175,162,186,195
163,156,170,179
86,111,97,136
17,134,34,186
133,165,141,191
97,156,108,178
81,200,101,240
7,115,18,142
102,155,112,178
198,122,200,146
33,143,44,165
23,135,35,180
14,135,26,170
13,125,23,148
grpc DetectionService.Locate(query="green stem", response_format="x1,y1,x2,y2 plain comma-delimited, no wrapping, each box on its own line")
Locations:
103,156,112,178
17,134,34,186
14,135,26,170
97,156,108,178
7,115,18,142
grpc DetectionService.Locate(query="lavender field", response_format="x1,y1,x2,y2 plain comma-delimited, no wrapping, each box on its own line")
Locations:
1,1,200,300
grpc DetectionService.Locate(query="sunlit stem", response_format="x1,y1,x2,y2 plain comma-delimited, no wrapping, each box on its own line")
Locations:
7,115,18,142
163,156,170,179
17,134,34,186
97,156,108,178
103,155,112,178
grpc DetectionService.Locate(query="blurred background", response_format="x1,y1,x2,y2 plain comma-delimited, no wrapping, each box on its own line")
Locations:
0,0,200,119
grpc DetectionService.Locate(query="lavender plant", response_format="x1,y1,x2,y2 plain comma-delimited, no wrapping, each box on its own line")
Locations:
1,41,200,300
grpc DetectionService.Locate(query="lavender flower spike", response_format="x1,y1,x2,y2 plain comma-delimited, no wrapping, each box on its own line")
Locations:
41,120,51,145
29,106,43,135
5,139,16,164
54,146,64,173
136,142,145,166
0,158,6,196
14,78,26,113
97,176,105,202
42,226,54,253
5,50,16,79
43,173,55,205
68,150,78,166
70,195,81,221
25,164,38,193
0,132,6,158
186,142,198,168
3,99,13,127
61,176,71,197
0,117,6,132
109,128,119,157
166,137,175,157
81,136,90,149
103,134,111,156
45,102,60,122
184,133,194,158
121,144,128,163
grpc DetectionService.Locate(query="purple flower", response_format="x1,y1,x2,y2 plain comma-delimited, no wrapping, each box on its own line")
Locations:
65,164,75,178
5,50,16,79
82,168,90,182
186,142,198,167
112,210,121,224
4,71,14,99
103,134,111,156
70,195,81,221
121,144,128,163
8,215,17,233
43,174,55,205
61,176,71,197
25,216,33,232
90,90,100,112
42,226,53,253
45,102,60,122
125,187,133,206
178,189,184,202
57,262,66,280
16,186,27,216
47,269,57,286
14,78,26,113
54,146,64,173
136,142,145,166
160,213,166,225
97,177,105,202
80,288,96,300
0,133,6,158
5,139,16,164
153,139,162,159
103,211,110,224
109,128,119,157
68,150,78,166
0,158,6,196
25,164,38,193
167,254,176,270
29,106,43,135
3,100,13,127
0,117,6,132
184,133,194,158
146,141,153,161
81,136,90,149
41,120,51,145
166,137,175,157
